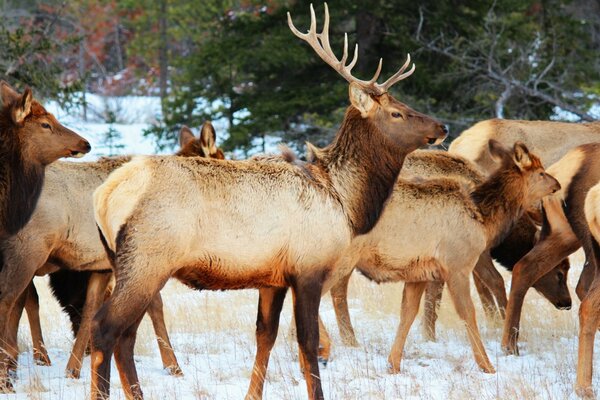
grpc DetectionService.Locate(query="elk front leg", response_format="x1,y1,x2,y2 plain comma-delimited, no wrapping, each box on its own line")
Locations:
446,272,495,373
422,281,443,342
330,271,359,347
245,287,287,400
24,281,51,366
292,277,325,400
66,272,111,379
576,280,600,399
502,235,577,355
389,281,427,373
146,292,182,376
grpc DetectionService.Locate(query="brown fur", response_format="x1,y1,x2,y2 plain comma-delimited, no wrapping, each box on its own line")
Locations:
0,124,222,390
501,143,600,356
0,82,90,240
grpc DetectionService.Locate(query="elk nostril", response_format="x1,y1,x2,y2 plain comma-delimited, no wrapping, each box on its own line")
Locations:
82,140,92,152
441,124,449,135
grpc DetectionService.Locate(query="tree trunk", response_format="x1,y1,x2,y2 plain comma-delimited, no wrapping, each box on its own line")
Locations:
158,0,168,114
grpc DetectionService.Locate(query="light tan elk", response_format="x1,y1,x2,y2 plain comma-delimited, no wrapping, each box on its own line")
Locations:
320,140,558,374
0,81,90,240
0,122,222,393
577,181,600,398
323,149,571,353
449,118,600,175
90,4,447,400
502,142,600,355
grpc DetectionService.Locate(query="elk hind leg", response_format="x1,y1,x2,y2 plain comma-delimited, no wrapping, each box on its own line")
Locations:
330,272,359,347
245,287,287,400
422,281,443,342
389,281,427,373
25,281,51,366
146,292,182,376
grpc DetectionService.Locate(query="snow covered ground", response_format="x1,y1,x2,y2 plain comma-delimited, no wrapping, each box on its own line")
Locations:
3,252,593,400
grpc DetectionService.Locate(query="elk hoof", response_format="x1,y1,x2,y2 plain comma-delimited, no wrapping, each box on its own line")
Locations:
576,385,596,399
502,344,519,356
0,378,14,394
341,337,360,347
387,360,402,374
480,364,496,374
33,353,51,366
65,368,81,379
166,365,183,377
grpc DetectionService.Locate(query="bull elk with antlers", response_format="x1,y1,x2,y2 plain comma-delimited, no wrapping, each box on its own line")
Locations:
90,4,447,399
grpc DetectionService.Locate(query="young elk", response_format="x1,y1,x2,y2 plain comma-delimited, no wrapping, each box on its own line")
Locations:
325,150,570,351
449,118,600,175
90,4,447,400
0,81,91,240
577,181,600,398
0,123,222,393
502,143,600,355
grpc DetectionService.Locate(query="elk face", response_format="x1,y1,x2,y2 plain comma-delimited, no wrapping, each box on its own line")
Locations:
1,82,91,165
349,84,447,151
532,259,572,310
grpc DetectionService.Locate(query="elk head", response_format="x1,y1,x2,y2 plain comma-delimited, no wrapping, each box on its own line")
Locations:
488,139,560,209
176,122,225,159
288,4,448,152
0,81,91,165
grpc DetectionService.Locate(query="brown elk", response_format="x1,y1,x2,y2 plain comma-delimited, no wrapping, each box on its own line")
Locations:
326,149,571,351
501,143,600,355
577,181,600,397
90,4,447,400
0,81,91,240
449,118,600,174
0,122,222,393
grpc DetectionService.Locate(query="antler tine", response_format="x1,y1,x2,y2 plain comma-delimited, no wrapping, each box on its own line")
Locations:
377,54,416,91
366,58,383,84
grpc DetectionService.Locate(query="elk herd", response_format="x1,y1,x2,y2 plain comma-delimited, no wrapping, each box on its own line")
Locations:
1,4,600,400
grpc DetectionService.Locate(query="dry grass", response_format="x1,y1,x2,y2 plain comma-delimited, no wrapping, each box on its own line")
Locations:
10,250,592,399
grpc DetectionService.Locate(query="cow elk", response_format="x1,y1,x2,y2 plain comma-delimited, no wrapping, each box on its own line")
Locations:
0,122,222,393
501,143,600,355
0,81,90,240
90,4,447,400
577,181,600,398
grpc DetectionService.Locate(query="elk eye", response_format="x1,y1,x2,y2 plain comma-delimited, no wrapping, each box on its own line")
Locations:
41,123,51,129
539,172,545,177
391,112,403,119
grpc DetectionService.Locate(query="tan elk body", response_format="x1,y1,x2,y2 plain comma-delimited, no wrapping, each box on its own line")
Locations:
449,119,600,174
0,123,223,390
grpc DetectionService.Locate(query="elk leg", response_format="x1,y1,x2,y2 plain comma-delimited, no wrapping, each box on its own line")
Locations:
146,292,182,376
446,272,495,373
292,277,325,400
388,281,427,373
473,275,498,322
330,272,359,347
473,253,506,320
502,235,578,355
576,278,600,398
24,281,51,366
317,316,331,365
114,313,146,400
5,288,27,374
245,287,287,400
66,272,112,379
422,281,443,342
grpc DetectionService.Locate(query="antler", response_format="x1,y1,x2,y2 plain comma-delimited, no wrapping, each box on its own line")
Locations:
287,3,415,95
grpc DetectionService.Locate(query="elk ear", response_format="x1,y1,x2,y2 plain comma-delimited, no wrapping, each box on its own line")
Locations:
349,83,375,117
0,81,19,109
12,87,33,124
200,121,218,156
513,141,533,170
178,125,195,148
488,139,512,164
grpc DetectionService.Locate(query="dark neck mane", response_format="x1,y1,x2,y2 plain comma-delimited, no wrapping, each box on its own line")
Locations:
470,164,526,248
313,107,407,235
0,127,45,238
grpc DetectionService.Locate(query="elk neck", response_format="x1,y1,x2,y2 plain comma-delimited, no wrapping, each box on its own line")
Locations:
313,107,407,236
470,165,526,249
0,128,45,238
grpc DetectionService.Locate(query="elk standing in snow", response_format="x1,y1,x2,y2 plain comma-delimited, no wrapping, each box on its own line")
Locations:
90,4,447,399
0,123,222,392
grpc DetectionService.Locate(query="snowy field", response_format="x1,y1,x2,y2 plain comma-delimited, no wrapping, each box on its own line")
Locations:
2,251,593,400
